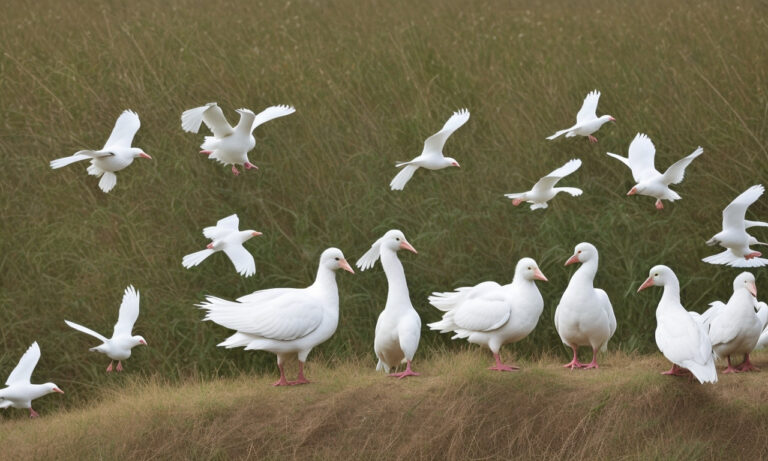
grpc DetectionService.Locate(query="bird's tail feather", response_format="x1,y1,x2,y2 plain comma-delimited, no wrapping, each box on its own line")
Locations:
98,172,117,193
681,359,718,384
390,165,418,190
50,151,94,169
546,129,569,140
182,249,215,268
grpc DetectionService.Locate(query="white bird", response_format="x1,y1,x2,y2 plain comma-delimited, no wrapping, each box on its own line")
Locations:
199,248,354,386
637,265,718,383
64,285,147,373
703,185,768,267
182,214,262,277
390,109,469,190
753,302,768,350
546,90,615,143
504,159,583,210
50,110,152,193
606,133,702,210
181,103,295,175
0,342,64,418
357,230,421,378
428,258,548,371
555,243,616,369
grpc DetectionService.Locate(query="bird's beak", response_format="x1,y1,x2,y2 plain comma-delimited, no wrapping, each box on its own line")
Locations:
206,243,214,249
533,268,548,282
637,277,654,292
139,153,152,159
452,162,460,168
139,339,147,346
53,387,64,394
748,282,757,297
252,231,263,237
338,258,355,274
399,240,418,254
627,187,637,196
564,254,580,266
609,117,616,122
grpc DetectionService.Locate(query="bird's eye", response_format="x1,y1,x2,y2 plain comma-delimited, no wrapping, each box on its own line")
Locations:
396,238,400,241
528,267,532,270
654,273,658,277
577,250,582,254
334,257,340,261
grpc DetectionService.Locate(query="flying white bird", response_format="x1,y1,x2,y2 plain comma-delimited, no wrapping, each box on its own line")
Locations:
606,133,702,210
181,103,295,175
390,108,469,190
65,285,147,373
357,230,421,378
199,248,354,386
50,110,152,193
703,185,768,267
0,342,64,418
504,159,583,210
182,214,262,277
546,90,614,143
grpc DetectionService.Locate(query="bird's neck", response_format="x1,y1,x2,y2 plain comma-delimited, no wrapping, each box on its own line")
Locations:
381,249,411,307
658,279,682,311
572,258,598,287
312,265,338,292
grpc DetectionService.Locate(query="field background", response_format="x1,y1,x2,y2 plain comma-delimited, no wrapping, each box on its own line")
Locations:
1,0,767,426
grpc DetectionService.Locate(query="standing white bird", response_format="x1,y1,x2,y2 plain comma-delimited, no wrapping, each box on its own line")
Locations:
64,285,147,373
428,258,548,371
504,159,583,210
50,110,152,193
181,103,295,175
356,230,421,378
199,248,354,386
0,342,64,418
753,302,768,350
182,214,262,277
390,108,469,190
555,243,616,369
606,133,703,210
546,90,615,143
637,265,718,383
703,185,768,267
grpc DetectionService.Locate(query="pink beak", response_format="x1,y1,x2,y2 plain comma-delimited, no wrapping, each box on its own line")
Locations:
627,187,637,196
252,231,263,237
637,276,655,292
53,387,64,394
564,254,580,266
206,243,214,249
609,117,616,122
338,258,355,274
139,153,152,159
533,268,548,282
748,282,757,297
399,240,418,254
139,339,147,346
451,162,460,168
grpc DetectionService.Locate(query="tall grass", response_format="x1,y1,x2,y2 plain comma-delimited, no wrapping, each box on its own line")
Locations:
0,0,767,409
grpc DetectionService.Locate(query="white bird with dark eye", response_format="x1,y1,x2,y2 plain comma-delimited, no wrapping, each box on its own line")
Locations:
357,230,421,378
546,90,615,143
606,133,702,210
390,108,469,190
65,285,147,373
182,214,262,277
0,342,64,418
50,110,152,193
703,185,768,267
505,159,583,210
182,103,295,175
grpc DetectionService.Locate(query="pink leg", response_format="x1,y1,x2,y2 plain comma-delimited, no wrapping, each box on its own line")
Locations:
200,150,213,155
583,348,600,369
588,135,598,143
512,199,523,206
388,360,421,379
290,362,311,385
737,354,760,372
488,353,520,372
29,408,39,418
231,165,240,176
562,346,584,369
272,363,290,386
206,243,214,249
116,361,123,372
106,361,114,373
746,251,762,260
722,356,739,374
661,364,690,376
655,199,664,210
244,162,258,170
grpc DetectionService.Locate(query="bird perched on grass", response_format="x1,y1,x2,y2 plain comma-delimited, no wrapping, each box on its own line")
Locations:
546,90,614,143
504,159,583,210
0,342,64,418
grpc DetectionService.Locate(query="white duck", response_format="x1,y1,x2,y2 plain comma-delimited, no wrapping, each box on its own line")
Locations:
65,285,147,373
606,133,702,210
390,109,469,190
546,90,614,143
181,103,295,175
182,214,262,277
199,248,354,386
428,258,548,371
697,272,762,373
637,265,717,383
703,185,768,267
554,243,616,369
754,302,768,350
50,110,152,193
504,159,583,210
356,230,421,378
0,342,64,418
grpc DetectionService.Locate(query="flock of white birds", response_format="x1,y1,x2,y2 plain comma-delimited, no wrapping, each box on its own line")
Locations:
2,91,767,418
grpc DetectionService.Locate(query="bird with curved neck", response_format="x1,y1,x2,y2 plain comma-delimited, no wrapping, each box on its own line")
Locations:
555,243,616,369
357,230,421,378
637,265,717,383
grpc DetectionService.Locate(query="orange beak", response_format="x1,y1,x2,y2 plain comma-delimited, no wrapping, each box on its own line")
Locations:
627,187,637,196
338,258,355,274
399,240,418,254
53,387,64,394
252,231,263,237
637,276,654,292
533,268,548,282
564,254,580,266
139,153,152,159
748,282,757,297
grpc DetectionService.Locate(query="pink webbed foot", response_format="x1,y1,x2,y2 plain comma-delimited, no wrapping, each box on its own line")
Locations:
273,364,290,386
200,150,213,155
29,408,39,418
655,199,664,210
289,362,311,385
488,353,520,372
661,364,690,376
231,165,240,176
388,360,420,379
563,347,584,369
244,162,258,170
106,361,114,373
737,354,759,372
723,356,740,374
206,243,214,249
512,199,523,206
583,349,600,369
116,361,123,372
746,251,762,260
588,135,598,143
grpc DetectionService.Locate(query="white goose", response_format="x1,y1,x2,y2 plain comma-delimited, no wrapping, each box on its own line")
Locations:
606,133,702,210
181,103,295,175
637,265,717,383
356,230,421,378
0,342,64,418
546,90,614,143
504,159,583,210
199,248,354,386
182,214,262,277
754,302,768,350
554,243,616,369
428,258,548,371
703,185,768,267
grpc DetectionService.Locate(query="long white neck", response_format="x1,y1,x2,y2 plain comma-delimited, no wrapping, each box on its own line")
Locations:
380,249,412,309
658,275,682,314
312,263,338,293
572,257,598,288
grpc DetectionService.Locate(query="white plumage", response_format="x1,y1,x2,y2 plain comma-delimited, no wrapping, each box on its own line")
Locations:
703,185,768,267
182,214,262,277
546,90,614,143
505,159,583,210
0,342,64,418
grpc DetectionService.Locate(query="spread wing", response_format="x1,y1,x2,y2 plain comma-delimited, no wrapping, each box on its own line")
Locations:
197,104,234,138
575,90,600,124
722,185,764,232
223,244,256,277
65,320,109,343
422,108,470,157
6,342,40,386
451,297,511,332
531,159,581,194
661,147,703,185
251,105,296,132
203,214,240,240
103,110,140,149
182,102,217,133
113,285,140,338
626,133,659,182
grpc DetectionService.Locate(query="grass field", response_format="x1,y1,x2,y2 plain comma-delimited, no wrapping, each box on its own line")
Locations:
1,0,767,430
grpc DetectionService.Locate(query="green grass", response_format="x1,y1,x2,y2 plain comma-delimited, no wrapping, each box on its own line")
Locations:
1,0,767,411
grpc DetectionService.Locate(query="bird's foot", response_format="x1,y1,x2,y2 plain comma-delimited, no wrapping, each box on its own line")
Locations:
289,377,311,385
200,150,213,155
488,364,520,372
512,199,523,206
244,162,258,170
388,369,420,379
206,243,214,249
723,365,740,374
29,408,39,418
562,359,585,370
583,361,599,370
660,365,689,376
588,135,598,143
738,356,759,372
106,362,114,373
231,165,240,176
116,361,123,372
272,377,291,386
746,251,762,260
655,199,664,210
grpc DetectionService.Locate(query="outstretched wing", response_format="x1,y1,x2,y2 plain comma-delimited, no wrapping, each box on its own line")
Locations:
626,133,659,182
103,110,140,149
6,342,40,386
661,147,703,185
722,185,764,232
531,159,581,194
422,108,470,157
203,214,240,240
575,90,600,124
251,105,296,132
113,285,140,338
356,237,383,271
65,320,109,343
186,104,235,138
223,244,256,277
181,103,216,133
